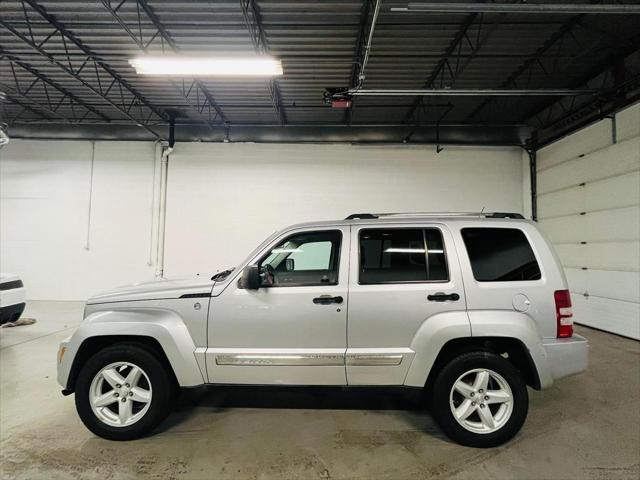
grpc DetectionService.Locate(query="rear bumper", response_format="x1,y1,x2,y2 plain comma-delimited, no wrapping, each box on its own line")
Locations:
542,334,589,382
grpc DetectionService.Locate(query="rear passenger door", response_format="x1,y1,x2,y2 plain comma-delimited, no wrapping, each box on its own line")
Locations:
346,224,466,385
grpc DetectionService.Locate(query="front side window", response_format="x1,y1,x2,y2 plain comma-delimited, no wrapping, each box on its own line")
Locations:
461,227,541,282
259,230,341,286
359,228,449,284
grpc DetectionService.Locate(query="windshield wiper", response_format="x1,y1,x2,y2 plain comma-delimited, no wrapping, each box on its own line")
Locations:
211,268,235,281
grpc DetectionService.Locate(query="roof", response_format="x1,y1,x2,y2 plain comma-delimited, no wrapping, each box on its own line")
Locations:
285,212,532,230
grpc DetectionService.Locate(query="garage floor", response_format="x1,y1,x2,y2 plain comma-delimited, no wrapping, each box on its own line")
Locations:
1,302,638,480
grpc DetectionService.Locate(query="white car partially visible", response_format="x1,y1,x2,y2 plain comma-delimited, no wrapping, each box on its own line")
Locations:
0,273,26,324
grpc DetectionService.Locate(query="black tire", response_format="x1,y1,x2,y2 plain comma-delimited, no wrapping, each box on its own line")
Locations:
75,343,174,440
431,351,528,448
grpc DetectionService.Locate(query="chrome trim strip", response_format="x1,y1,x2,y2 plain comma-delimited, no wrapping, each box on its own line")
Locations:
215,354,344,366
346,354,404,366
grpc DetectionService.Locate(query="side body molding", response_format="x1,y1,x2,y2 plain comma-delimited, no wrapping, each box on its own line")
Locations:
404,311,471,387
58,308,205,388
467,310,553,389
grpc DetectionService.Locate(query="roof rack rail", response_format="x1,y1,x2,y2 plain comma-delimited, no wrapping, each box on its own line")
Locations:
486,212,525,219
344,212,524,220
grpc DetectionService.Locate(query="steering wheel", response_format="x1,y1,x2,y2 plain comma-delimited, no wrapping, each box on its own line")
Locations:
261,264,276,286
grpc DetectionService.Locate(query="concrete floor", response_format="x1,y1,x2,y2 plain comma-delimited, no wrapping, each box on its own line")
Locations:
1,301,638,480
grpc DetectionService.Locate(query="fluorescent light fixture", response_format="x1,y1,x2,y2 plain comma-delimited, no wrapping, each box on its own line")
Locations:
129,56,283,76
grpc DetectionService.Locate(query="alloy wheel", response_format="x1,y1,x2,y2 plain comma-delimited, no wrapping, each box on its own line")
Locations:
89,361,152,427
449,368,513,434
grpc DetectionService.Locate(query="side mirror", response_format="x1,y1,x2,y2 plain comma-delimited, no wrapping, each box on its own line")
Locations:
242,264,261,290
285,258,295,272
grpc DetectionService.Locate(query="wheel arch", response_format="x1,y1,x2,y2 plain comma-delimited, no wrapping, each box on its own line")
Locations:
65,335,179,392
424,337,541,394
59,308,206,392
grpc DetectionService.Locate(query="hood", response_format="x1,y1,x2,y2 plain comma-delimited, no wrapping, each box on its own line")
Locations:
87,275,214,305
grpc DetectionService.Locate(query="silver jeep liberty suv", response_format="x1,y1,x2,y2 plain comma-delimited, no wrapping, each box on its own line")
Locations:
58,212,588,447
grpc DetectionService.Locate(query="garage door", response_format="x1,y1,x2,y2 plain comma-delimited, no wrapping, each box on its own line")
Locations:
537,106,640,339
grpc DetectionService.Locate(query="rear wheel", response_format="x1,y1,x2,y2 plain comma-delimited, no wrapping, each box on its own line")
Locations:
431,351,528,447
75,343,174,440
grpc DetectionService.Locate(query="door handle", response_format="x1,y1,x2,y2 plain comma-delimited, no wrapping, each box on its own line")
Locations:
313,295,343,305
427,292,460,302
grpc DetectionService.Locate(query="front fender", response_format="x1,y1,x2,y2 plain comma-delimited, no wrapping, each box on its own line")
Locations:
58,308,205,389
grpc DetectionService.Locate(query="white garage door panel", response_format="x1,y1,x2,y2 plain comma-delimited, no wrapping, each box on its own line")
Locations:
555,242,640,272
540,206,640,244
538,186,583,218
538,104,640,337
539,216,582,243
573,294,640,339
586,171,640,211
537,137,640,194
564,267,587,293
616,103,640,142
537,121,611,170
565,267,640,303
538,171,640,219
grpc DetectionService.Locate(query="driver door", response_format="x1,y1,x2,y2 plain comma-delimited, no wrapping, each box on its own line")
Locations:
206,227,350,385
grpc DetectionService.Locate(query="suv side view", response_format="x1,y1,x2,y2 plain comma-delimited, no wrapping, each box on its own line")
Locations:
57,212,588,447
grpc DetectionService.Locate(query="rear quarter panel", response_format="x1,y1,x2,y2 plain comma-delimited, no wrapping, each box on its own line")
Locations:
451,220,567,339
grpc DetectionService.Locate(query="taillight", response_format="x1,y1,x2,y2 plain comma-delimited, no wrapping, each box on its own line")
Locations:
554,289,573,338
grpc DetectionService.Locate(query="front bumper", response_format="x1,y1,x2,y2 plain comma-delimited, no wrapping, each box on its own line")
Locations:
542,334,589,382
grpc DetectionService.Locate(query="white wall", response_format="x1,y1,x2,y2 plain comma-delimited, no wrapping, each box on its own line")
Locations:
1,140,524,300
536,102,640,339
163,143,524,276
0,140,159,300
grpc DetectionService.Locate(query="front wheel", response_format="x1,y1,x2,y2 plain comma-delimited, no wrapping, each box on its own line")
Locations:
431,351,528,448
75,343,174,440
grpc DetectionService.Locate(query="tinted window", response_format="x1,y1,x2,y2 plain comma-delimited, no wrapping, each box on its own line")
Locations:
461,228,541,282
359,228,448,284
260,230,341,286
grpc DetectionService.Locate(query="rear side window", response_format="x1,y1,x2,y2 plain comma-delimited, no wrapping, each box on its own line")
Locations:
359,228,448,284
461,228,541,282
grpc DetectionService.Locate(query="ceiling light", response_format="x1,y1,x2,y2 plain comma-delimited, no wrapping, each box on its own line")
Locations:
129,56,283,76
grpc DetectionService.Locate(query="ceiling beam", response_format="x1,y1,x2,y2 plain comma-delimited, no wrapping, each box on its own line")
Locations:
0,54,111,123
465,15,584,122
521,33,640,126
393,3,640,14
1,0,166,139
403,13,476,124
349,88,597,96
2,92,58,123
7,122,533,146
532,48,640,146
240,0,287,126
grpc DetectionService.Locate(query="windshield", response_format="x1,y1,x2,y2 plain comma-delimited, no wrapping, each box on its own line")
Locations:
211,229,282,283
